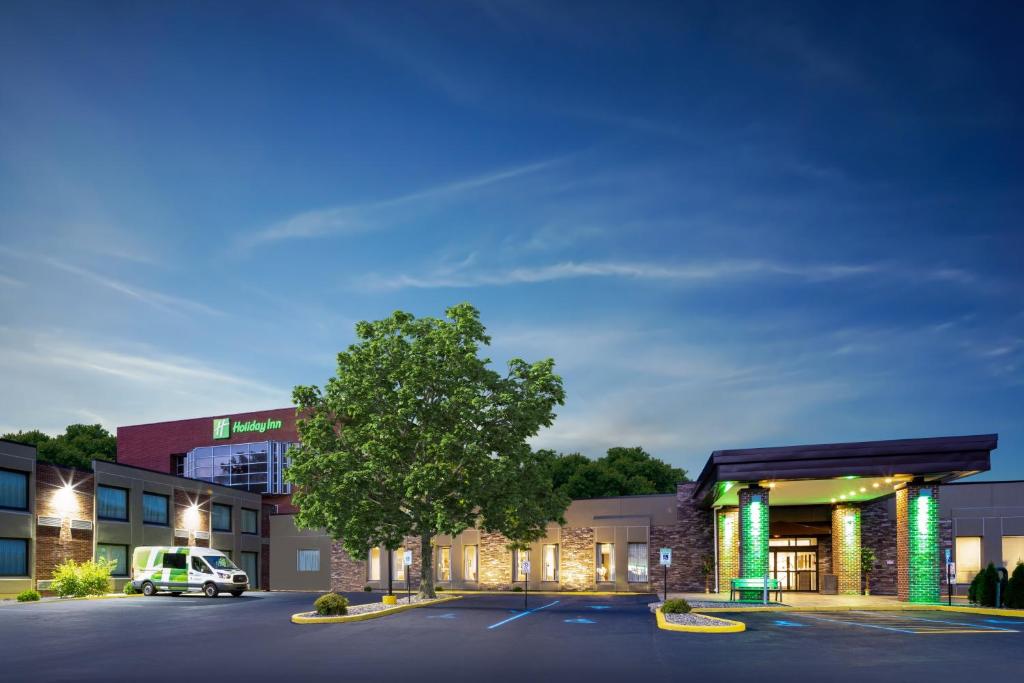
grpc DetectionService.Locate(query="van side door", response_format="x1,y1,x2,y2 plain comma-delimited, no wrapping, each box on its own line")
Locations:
190,555,212,588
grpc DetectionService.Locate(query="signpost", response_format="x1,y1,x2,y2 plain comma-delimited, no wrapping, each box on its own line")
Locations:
659,548,672,603
521,559,531,610
404,550,413,604
947,562,955,606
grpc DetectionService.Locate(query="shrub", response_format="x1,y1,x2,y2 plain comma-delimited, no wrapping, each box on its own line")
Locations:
123,582,139,595
435,585,444,591
314,592,348,616
979,563,1000,607
661,598,691,614
50,559,114,598
511,585,523,592
1006,562,1024,609
16,589,40,602
362,585,373,592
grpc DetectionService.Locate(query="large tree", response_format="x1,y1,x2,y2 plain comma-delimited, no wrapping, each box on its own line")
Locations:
2,424,116,469
551,446,687,499
286,304,569,598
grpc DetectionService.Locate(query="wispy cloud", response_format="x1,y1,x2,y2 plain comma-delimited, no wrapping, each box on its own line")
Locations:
0,246,220,317
0,271,25,288
246,157,563,247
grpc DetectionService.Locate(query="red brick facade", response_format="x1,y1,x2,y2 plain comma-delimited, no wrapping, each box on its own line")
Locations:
34,465,95,584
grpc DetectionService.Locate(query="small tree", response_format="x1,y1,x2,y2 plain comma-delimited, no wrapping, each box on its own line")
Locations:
861,547,877,595
970,563,1000,607
1005,562,1024,609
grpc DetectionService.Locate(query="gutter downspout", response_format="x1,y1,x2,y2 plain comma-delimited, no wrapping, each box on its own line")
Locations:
712,505,720,594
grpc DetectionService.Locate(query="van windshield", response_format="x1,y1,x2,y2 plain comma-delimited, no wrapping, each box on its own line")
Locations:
204,555,238,571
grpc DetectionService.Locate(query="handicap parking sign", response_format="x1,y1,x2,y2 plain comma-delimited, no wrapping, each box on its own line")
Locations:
659,548,672,566
521,560,531,574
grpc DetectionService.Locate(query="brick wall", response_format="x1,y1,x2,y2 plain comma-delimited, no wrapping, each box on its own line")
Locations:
831,504,861,594
34,464,95,585
739,486,770,578
330,542,367,592
861,496,897,595
559,526,595,590
716,508,739,591
897,483,941,602
649,482,713,593
173,490,210,547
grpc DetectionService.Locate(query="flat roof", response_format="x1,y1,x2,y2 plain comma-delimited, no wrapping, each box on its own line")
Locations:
693,433,997,506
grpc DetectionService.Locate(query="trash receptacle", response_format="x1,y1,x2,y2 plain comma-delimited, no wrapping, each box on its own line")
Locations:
822,574,838,595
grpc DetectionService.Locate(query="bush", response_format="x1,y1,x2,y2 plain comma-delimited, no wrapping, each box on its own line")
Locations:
16,589,40,602
511,585,523,592
50,559,114,598
1006,562,1024,609
123,582,138,595
314,592,348,616
435,585,444,591
362,585,373,592
661,598,691,614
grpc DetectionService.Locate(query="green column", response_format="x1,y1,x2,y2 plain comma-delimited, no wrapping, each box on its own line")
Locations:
738,486,769,593
907,487,940,603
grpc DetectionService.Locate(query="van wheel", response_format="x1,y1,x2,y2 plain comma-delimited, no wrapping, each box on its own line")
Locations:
230,590,244,597
203,583,219,598
142,582,157,597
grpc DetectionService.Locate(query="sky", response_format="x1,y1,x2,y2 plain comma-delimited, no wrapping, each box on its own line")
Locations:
1,1,1022,480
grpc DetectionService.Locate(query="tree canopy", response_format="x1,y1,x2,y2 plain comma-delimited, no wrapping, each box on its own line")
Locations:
550,446,687,499
1,424,117,469
285,303,569,597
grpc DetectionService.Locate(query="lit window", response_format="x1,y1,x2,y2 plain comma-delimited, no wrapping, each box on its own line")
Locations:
370,548,382,581
97,486,128,521
1002,536,1024,570
464,545,478,581
97,544,129,577
596,543,614,582
142,493,169,525
542,544,559,581
393,547,406,580
0,469,28,510
437,547,451,582
627,543,648,582
297,549,320,572
955,536,981,584
212,503,232,532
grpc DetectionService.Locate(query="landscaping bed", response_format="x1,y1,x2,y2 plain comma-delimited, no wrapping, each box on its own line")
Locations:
649,602,747,628
292,594,461,623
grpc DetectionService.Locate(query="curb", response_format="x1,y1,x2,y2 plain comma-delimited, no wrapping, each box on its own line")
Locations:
435,590,649,597
694,604,1024,617
2,593,135,606
655,608,746,633
291,595,463,624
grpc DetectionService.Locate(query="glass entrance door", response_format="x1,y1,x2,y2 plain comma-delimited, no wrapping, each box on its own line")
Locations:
769,538,818,591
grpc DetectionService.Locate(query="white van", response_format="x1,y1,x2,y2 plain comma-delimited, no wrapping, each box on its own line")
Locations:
131,546,249,598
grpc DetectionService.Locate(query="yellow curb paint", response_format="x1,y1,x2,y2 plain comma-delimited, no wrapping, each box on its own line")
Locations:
437,590,646,597
655,608,746,633
382,595,398,606
291,595,463,624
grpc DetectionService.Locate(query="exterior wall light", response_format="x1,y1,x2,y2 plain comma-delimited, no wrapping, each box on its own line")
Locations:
54,483,78,518
184,504,201,531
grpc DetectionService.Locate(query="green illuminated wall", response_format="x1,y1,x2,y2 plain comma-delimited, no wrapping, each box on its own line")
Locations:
739,487,769,579
907,488,940,603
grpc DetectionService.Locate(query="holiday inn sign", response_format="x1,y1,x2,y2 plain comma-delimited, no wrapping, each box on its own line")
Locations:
212,416,284,439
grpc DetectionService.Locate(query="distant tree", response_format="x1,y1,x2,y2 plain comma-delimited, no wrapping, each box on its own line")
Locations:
2,424,116,469
552,446,687,499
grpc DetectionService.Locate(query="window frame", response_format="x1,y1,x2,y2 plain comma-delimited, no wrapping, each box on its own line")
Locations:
96,485,129,522
542,543,559,582
627,542,649,583
240,508,259,535
368,547,381,581
97,543,130,577
297,548,321,572
463,544,479,582
211,503,233,532
0,468,29,511
393,546,406,581
955,535,982,584
0,537,29,577
596,542,615,582
437,546,451,582
141,492,170,526
1003,536,1024,570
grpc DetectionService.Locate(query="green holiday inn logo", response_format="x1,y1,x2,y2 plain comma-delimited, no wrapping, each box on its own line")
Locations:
212,416,283,439
212,418,231,439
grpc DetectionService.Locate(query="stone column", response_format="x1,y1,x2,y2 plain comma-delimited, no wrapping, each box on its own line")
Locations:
896,483,941,603
738,486,769,579
831,504,861,594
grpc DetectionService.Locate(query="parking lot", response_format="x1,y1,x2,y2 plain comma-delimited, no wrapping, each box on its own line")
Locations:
3,592,1024,682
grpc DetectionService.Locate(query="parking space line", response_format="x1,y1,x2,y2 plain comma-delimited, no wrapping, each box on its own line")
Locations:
487,600,560,630
849,611,1018,632
794,613,917,633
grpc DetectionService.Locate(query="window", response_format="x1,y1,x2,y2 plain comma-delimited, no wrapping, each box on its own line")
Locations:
298,549,320,572
955,536,982,584
162,552,187,570
596,543,614,582
627,543,648,582
192,556,211,574
241,508,258,534
513,549,530,582
212,503,232,532
1003,536,1024,569
393,547,405,580
218,549,233,561
464,545,478,582
96,486,128,521
241,551,258,586
437,547,451,582
0,469,28,510
142,493,169,525
369,547,381,581
0,538,28,576
97,544,128,576
182,441,294,494
542,544,559,581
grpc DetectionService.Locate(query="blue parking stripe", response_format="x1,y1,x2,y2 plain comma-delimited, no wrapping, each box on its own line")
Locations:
487,600,560,630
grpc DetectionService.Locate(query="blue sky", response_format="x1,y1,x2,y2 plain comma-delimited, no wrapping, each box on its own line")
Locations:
1,1,1022,479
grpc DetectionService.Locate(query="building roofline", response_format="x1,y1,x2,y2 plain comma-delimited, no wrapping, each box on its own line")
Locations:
0,437,39,449
116,407,294,430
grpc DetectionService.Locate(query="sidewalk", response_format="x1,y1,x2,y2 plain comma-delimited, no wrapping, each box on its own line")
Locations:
665,590,969,608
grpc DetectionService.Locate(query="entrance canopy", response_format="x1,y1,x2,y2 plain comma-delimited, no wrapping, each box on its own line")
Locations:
693,434,997,507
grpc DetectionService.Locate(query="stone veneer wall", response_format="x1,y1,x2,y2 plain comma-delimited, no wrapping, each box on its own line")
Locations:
34,464,95,585
331,542,367,592
861,496,897,595
649,482,713,593
559,526,595,591
478,530,513,589
715,508,739,592
831,504,861,594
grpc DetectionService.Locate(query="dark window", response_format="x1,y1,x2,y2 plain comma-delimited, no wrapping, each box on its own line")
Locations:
96,486,128,521
212,503,232,532
191,556,211,574
97,544,129,576
142,493,169,525
241,551,258,586
0,469,29,510
172,454,186,477
162,552,187,570
0,538,28,576
241,508,258,534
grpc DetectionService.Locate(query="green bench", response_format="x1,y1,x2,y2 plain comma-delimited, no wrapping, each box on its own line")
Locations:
729,577,782,602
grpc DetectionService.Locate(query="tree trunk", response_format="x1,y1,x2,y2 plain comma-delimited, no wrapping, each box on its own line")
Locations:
419,536,436,599
387,549,393,596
